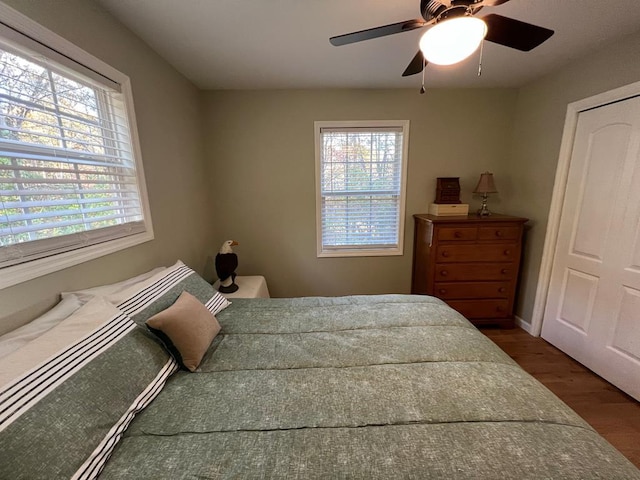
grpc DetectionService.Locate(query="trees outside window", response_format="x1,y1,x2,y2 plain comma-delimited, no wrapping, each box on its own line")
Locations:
315,121,409,257
0,12,152,288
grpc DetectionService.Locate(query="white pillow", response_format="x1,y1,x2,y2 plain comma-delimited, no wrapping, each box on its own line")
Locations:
0,266,168,360
0,295,83,360
0,296,123,389
61,265,167,304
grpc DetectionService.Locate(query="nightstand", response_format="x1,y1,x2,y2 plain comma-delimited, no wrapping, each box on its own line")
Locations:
213,275,270,299
411,213,528,327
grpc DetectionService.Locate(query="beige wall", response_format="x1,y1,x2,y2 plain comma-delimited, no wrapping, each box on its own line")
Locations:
0,0,213,332
204,25,640,307
4,1,637,329
202,88,518,297
506,29,640,327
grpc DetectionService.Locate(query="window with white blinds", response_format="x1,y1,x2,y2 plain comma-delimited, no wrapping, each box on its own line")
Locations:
315,121,409,257
0,11,152,288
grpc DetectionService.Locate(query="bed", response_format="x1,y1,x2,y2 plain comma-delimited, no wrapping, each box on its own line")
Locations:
1,261,638,479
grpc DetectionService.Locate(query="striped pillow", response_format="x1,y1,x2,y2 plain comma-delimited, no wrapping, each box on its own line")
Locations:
0,298,176,480
110,260,230,322
0,262,226,479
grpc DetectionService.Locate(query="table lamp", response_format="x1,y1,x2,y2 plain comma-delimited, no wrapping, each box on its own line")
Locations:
473,171,497,216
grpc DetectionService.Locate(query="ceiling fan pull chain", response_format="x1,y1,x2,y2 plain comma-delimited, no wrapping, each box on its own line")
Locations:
420,58,427,94
477,40,484,77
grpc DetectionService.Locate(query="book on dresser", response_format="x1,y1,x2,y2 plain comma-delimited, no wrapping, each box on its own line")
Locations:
411,213,528,328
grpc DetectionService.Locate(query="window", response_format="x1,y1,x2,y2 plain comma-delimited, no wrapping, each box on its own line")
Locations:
0,9,152,289
315,120,409,257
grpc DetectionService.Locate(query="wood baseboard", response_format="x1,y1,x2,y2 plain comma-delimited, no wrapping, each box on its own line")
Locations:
514,315,535,335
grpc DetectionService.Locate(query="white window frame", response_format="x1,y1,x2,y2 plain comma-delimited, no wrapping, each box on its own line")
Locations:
0,3,153,289
314,120,409,258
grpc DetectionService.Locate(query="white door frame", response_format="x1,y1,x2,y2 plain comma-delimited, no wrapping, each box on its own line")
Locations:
530,80,640,336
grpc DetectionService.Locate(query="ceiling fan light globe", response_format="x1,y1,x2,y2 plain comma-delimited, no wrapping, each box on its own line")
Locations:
419,17,487,66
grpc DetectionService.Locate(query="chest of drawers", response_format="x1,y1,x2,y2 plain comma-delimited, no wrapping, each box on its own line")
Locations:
411,214,528,327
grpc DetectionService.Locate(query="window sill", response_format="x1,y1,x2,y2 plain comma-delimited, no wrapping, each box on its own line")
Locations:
0,231,154,290
317,247,403,258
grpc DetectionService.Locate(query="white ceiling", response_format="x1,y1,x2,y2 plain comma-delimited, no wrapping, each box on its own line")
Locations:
96,0,640,90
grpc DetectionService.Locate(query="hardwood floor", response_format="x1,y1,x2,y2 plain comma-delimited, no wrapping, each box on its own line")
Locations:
481,327,640,469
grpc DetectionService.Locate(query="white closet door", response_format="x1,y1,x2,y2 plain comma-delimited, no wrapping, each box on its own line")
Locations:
542,96,640,401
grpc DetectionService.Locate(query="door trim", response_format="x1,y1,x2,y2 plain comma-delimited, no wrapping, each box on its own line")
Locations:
531,80,640,336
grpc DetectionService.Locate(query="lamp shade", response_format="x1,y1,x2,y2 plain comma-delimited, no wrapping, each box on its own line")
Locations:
473,171,498,194
419,16,487,66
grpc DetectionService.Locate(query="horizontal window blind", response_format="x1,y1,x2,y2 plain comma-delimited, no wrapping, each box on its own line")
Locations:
0,32,146,268
319,126,405,252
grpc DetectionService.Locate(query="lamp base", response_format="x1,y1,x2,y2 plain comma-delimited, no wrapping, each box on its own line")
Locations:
477,206,492,216
477,193,492,216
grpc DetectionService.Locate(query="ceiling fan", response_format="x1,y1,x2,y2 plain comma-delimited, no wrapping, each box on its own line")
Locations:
330,0,554,77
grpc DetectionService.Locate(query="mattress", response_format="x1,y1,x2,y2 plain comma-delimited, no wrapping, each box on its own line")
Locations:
101,296,639,479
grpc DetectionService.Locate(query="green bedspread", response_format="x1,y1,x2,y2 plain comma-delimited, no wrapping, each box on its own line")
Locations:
99,295,640,479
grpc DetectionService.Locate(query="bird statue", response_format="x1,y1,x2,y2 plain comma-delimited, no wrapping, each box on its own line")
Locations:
215,240,239,293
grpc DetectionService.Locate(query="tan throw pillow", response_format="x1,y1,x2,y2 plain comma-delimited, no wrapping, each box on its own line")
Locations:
146,291,221,372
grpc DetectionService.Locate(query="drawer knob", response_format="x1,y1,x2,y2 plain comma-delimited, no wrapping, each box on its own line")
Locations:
496,306,505,312
440,270,448,277
495,230,503,237
454,231,462,238
501,268,508,274
504,249,511,255
442,251,449,257
498,287,506,293
439,289,447,294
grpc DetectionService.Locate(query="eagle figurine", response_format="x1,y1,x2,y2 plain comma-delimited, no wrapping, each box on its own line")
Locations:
215,240,239,293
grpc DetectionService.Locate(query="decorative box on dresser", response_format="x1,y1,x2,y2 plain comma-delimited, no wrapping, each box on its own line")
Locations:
411,213,528,328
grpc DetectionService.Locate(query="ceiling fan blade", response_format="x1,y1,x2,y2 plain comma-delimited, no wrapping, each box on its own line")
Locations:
402,50,427,77
483,14,554,51
481,0,511,6
330,19,425,46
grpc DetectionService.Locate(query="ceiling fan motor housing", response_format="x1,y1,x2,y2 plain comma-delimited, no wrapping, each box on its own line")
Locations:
421,0,483,22
420,0,446,21
437,6,473,22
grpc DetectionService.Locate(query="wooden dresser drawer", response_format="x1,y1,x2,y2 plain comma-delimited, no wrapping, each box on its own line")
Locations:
436,244,519,263
437,227,477,241
478,226,521,241
434,281,511,299
411,213,528,327
446,299,510,319
434,263,517,281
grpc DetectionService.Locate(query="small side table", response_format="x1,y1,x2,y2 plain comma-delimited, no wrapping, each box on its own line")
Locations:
213,276,270,299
